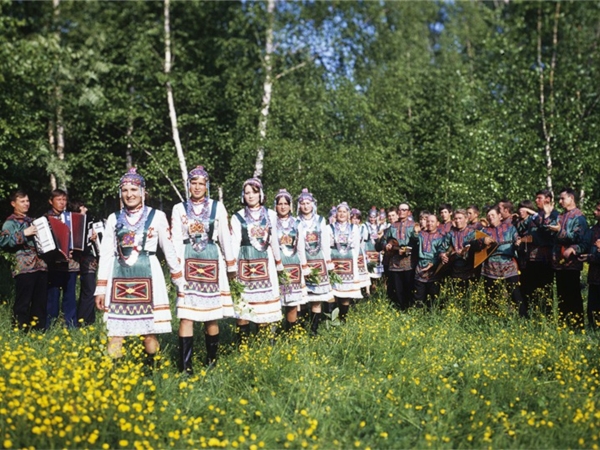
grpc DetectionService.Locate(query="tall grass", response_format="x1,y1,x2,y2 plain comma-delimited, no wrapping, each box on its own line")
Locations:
0,279,598,449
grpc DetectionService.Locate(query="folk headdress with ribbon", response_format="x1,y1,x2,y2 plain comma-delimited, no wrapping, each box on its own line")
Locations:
241,178,264,205
296,188,317,216
187,165,210,199
274,189,293,208
119,167,146,208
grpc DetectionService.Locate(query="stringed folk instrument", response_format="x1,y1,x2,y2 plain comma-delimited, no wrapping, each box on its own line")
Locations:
472,230,527,269
433,243,472,276
384,237,412,259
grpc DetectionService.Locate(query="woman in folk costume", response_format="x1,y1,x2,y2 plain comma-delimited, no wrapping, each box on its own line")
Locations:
274,189,309,331
328,206,337,225
231,178,283,341
94,168,184,364
329,202,363,322
171,166,235,374
364,207,384,280
296,189,334,335
351,208,371,293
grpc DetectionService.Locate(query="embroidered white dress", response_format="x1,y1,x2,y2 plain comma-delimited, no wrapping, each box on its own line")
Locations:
364,222,384,278
94,207,184,337
329,222,363,299
171,199,235,322
231,207,283,324
276,216,309,307
297,214,334,303
356,223,371,287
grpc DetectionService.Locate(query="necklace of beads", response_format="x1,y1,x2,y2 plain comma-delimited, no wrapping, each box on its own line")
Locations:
334,221,352,254
300,213,322,255
116,206,148,233
185,197,210,221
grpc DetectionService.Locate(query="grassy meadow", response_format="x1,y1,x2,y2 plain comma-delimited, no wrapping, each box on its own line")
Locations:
0,277,599,449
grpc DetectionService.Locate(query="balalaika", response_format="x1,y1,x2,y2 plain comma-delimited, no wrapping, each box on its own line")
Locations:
33,212,87,260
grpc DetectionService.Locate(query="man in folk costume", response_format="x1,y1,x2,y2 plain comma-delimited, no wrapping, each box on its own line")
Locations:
580,201,600,329
329,202,362,321
94,168,185,365
377,203,416,310
296,188,334,335
472,206,524,314
466,204,485,231
439,209,477,291
274,189,309,332
514,190,558,316
171,166,235,374
412,214,446,309
230,178,283,342
437,203,453,235
549,188,589,328
45,189,79,328
0,190,48,330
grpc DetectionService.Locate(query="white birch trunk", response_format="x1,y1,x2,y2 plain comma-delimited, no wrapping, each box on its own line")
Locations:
253,0,276,179
164,0,188,193
537,3,560,192
49,0,66,191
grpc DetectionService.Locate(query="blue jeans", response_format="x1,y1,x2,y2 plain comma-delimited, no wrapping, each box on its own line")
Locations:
47,271,78,328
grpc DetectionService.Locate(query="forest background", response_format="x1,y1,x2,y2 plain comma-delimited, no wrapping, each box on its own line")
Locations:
1,0,599,220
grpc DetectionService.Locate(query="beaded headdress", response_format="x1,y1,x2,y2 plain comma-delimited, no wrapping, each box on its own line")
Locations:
118,167,145,208
297,188,317,215
274,189,292,207
119,167,145,189
368,206,378,218
329,205,338,217
337,202,350,212
187,165,210,199
350,208,361,218
241,178,264,205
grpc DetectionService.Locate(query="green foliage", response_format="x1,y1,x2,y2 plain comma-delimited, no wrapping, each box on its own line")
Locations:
1,0,600,217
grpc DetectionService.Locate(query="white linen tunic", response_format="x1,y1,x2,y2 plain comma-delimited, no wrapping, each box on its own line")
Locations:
297,214,335,303
171,200,235,322
329,222,363,299
94,207,184,337
231,207,283,324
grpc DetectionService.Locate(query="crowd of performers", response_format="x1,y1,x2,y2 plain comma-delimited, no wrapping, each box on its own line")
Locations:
2,166,600,375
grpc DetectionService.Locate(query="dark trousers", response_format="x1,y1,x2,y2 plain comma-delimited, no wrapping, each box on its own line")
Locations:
389,270,414,310
555,270,584,327
77,272,97,326
14,271,48,330
483,275,525,316
47,270,78,328
588,284,600,330
520,261,554,315
383,266,396,301
414,279,440,309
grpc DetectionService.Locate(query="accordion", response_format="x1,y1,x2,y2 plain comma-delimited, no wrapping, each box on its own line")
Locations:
33,212,87,260
88,220,105,258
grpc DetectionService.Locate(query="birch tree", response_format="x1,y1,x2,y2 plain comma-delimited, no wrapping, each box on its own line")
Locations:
164,0,187,198
253,0,275,179
48,0,67,191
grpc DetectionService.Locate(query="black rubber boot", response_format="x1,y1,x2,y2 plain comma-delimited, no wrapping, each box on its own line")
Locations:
338,303,349,323
179,336,194,375
205,333,219,368
310,311,321,336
